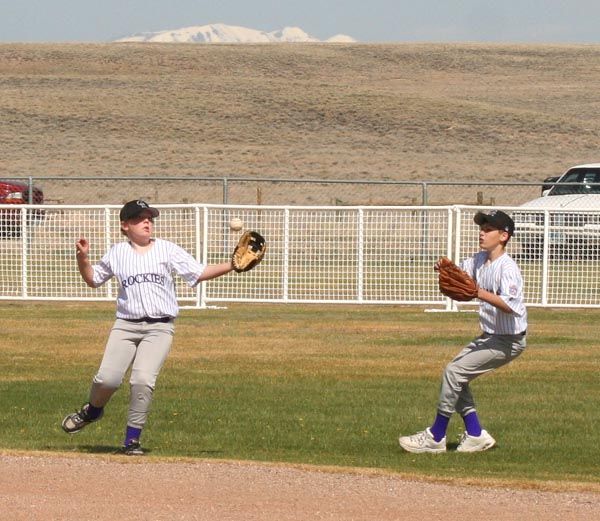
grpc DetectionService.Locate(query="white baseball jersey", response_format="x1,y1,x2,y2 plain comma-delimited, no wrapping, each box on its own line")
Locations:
460,251,527,335
92,239,205,320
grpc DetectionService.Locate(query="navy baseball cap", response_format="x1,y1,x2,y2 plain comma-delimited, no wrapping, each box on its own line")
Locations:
474,210,515,236
119,200,160,221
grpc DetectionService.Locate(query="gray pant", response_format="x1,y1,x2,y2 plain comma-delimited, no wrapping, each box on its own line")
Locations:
89,319,174,428
437,332,526,418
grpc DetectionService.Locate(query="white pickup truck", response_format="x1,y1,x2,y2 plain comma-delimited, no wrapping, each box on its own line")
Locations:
514,163,600,258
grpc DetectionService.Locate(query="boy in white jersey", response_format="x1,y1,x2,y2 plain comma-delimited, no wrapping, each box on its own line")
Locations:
61,200,236,455
399,210,527,453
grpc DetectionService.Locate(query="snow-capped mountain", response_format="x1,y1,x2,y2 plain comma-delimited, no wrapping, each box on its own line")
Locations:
326,34,357,43
115,23,356,44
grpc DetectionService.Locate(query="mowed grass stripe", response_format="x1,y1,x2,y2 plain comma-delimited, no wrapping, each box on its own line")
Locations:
0,302,598,488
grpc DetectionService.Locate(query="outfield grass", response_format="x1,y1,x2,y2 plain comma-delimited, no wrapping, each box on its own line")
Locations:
0,302,598,488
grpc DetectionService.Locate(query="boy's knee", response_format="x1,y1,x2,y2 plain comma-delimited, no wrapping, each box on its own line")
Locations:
130,383,153,407
443,362,468,385
93,370,124,390
443,362,457,379
130,372,157,389
128,383,154,429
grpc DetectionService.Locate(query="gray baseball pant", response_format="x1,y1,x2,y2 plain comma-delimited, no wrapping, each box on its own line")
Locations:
89,319,174,428
437,332,526,418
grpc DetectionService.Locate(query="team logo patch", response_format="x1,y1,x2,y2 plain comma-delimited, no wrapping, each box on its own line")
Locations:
509,284,518,297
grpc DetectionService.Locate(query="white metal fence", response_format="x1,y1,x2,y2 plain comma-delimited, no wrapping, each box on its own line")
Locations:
2,203,600,309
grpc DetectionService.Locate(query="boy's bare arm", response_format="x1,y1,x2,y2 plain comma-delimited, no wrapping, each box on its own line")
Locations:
76,237,96,288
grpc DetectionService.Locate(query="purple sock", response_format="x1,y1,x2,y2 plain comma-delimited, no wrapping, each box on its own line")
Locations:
429,413,450,442
463,412,482,437
125,426,142,445
87,404,103,420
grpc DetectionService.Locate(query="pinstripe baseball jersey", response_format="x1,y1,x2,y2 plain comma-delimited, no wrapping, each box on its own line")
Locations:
92,239,206,320
460,251,527,335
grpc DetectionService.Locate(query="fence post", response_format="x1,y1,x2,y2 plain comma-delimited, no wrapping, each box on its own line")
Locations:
21,208,28,298
195,206,204,309
357,208,364,302
283,208,290,302
28,177,34,204
541,210,550,306
421,182,428,206
104,207,113,299
448,207,460,311
222,178,228,205
200,206,208,308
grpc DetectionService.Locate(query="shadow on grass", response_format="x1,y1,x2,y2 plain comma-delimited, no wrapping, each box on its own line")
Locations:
186,450,226,456
44,444,147,455
65,445,133,455
43,441,227,457
54,445,227,457
444,441,500,453
85,445,148,455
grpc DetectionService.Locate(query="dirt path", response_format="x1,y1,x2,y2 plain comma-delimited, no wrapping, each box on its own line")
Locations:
1,453,598,521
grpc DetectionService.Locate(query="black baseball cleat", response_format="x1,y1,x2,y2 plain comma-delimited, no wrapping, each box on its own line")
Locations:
61,403,104,434
115,439,144,456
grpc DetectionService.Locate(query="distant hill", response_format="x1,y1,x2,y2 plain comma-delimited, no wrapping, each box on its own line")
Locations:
115,23,357,44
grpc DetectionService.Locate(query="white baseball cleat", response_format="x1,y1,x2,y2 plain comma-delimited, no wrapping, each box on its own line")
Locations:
398,428,446,454
456,429,496,452
61,403,103,434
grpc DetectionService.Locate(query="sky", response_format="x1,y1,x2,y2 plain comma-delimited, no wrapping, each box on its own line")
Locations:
1,0,600,44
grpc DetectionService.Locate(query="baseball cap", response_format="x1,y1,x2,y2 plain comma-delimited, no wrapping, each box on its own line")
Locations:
119,200,160,221
473,210,515,236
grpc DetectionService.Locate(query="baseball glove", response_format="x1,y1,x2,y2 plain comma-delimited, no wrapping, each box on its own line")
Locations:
437,257,478,301
232,231,267,273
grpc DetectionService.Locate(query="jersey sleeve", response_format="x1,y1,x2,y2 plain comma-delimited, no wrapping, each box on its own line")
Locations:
498,265,526,317
92,250,114,287
169,243,206,287
459,255,476,277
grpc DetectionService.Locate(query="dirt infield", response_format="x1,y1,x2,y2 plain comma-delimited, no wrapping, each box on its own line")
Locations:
1,453,598,521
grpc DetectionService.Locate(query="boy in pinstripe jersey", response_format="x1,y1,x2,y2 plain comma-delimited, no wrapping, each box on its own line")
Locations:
399,210,527,453
61,200,235,455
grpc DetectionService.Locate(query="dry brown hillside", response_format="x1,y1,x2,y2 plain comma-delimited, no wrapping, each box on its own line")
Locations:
1,42,599,202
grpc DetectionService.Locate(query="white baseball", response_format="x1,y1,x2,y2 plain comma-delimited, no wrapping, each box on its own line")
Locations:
229,217,243,231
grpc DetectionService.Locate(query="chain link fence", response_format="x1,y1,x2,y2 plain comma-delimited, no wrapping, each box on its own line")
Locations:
1,176,546,207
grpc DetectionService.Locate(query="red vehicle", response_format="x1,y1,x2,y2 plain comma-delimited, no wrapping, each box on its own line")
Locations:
0,180,45,237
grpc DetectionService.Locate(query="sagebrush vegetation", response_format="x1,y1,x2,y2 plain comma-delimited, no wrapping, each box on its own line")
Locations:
2,43,600,187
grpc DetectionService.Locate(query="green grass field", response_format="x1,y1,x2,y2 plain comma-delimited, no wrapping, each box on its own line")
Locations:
1,301,598,490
